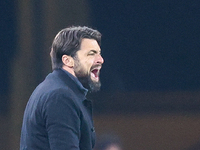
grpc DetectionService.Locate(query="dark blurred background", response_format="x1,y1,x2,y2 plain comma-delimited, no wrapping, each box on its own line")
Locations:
1,0,200,149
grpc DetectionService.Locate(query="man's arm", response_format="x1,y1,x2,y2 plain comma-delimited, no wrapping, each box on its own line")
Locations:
43,89,80,150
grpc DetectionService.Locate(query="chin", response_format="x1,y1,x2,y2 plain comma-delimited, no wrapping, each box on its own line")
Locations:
76,74,101,92
89,80,101,93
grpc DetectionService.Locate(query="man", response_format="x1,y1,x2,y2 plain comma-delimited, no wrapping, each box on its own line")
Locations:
20,26,104,150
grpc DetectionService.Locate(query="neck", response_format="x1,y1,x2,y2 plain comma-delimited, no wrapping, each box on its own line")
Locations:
62,66,76,77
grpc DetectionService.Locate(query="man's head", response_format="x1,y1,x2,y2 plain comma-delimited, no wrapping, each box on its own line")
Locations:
50,26,104,92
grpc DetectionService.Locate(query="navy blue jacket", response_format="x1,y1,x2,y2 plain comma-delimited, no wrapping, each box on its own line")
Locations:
20,69,95,150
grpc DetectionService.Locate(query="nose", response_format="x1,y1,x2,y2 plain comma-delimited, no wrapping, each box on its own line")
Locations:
96,54,104,64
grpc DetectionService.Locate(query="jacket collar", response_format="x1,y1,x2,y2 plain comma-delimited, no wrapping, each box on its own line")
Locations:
58,68,88,97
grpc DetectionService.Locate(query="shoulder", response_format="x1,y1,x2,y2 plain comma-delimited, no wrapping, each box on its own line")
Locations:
41,88,81,120
42,88,79,110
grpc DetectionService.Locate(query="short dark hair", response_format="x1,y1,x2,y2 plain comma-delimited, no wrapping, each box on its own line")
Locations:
50,26,102,70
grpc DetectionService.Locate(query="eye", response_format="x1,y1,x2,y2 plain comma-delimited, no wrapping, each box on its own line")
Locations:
88,50,97,56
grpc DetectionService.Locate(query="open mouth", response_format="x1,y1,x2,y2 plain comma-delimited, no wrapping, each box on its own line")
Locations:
91,68,100,81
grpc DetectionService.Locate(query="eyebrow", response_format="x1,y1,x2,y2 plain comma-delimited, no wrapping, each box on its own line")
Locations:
89,50,101,54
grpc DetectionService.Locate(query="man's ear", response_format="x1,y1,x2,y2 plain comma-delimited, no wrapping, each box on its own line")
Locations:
62,55,74,68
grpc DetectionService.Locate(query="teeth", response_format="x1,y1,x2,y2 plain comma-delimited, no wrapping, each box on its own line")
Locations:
91,66,101,80
91,72,95,78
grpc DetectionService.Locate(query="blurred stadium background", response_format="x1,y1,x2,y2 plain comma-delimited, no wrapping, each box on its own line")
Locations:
1,0,200,149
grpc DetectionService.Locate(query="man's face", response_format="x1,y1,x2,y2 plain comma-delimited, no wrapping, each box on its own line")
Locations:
73,38,104,92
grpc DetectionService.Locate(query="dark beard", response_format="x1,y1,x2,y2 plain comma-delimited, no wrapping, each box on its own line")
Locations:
76,74,101,92
73,56,101,92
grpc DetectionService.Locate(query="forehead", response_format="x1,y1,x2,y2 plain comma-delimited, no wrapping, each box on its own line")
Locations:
80,38,100,51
